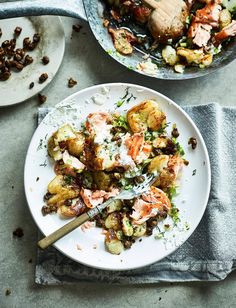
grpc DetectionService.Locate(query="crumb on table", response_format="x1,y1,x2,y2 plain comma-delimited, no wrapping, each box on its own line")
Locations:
5,288,11,296
72,24,82,33
13,227,24,238
38,93,47,104
68,77,77,88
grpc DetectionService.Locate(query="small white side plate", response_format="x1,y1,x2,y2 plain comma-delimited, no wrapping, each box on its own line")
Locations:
0,16,65,107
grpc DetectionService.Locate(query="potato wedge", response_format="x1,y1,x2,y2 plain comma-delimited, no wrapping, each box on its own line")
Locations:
133,222,147,237
148,155,169,174
105,229,124,255
122,215,133,237
67,132,85,157
47,175,80,206
127,100,166,133
105,212,121,230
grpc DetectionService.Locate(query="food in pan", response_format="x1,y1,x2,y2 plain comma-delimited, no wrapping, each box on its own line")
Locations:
102,0,236,73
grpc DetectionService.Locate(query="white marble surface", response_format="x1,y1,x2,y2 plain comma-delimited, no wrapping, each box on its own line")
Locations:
0,15,236,308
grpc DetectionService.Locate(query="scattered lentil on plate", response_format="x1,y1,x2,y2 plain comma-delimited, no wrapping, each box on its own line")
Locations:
39,73,48,83
14,26,22,36
42,56,49,65
29,82,34,89
188,137,197,149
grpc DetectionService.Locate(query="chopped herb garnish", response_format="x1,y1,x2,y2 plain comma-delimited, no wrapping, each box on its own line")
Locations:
170,207,180,226
184,222,190,231
116,88,136,108
166,186,178,201
121,88,130,101
185,15,192,26
106,49,113,55
172,138,185,156
64,175,74,185
177,143,185,156
124,184,133,190
192,169,196,176
81,122,89,136
81,171,93,189
39,160,47,167
37,139,43,151
116,100,124,107
144,130,159,141
126,93,136,103
154,226,165,239
154,232,164,239
112,115,129,131
157,122,169,135
151,59,160,67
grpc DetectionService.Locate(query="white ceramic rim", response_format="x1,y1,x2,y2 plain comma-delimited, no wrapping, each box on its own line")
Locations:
24,82,211,271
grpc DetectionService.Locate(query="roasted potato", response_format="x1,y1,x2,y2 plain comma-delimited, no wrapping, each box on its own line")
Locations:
122,215,133,237
153,136,168,148
84,141,116,171
177,47,213,66
48,124,77,161
162,45,179,66
133,222,147,237
148,155,169,174
58,197,86,218
93,171,111,191
48,136,62,161
47,175,80,206
219,9,232,29
67,132,85,157
105,229,124,255
127,100,166,133
58,205,77,218
105,212,121,230
154,155,183,189
107,199,122,214
54,124,76,144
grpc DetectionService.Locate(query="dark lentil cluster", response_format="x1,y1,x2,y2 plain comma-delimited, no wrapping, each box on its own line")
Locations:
0,27,41,81
188,137,197,149
0,27,50,85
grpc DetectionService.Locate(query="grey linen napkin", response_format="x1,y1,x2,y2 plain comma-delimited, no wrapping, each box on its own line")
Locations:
35,103,236,284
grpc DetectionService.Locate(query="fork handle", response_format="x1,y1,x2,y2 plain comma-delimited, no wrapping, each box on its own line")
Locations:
38,212,90,249
37,198,115,250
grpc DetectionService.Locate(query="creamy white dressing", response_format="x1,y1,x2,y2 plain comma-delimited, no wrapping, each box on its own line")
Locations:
94,125,112,144
91,93,107,106
101,86,110,95
137,58,158,76
87,116,113,144
118,134,136,168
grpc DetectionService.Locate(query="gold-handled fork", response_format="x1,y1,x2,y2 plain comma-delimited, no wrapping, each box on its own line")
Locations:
38,173,157,250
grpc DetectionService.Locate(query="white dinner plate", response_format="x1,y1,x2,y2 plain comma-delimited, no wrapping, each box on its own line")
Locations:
24,83,211,271
0,16,65,107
